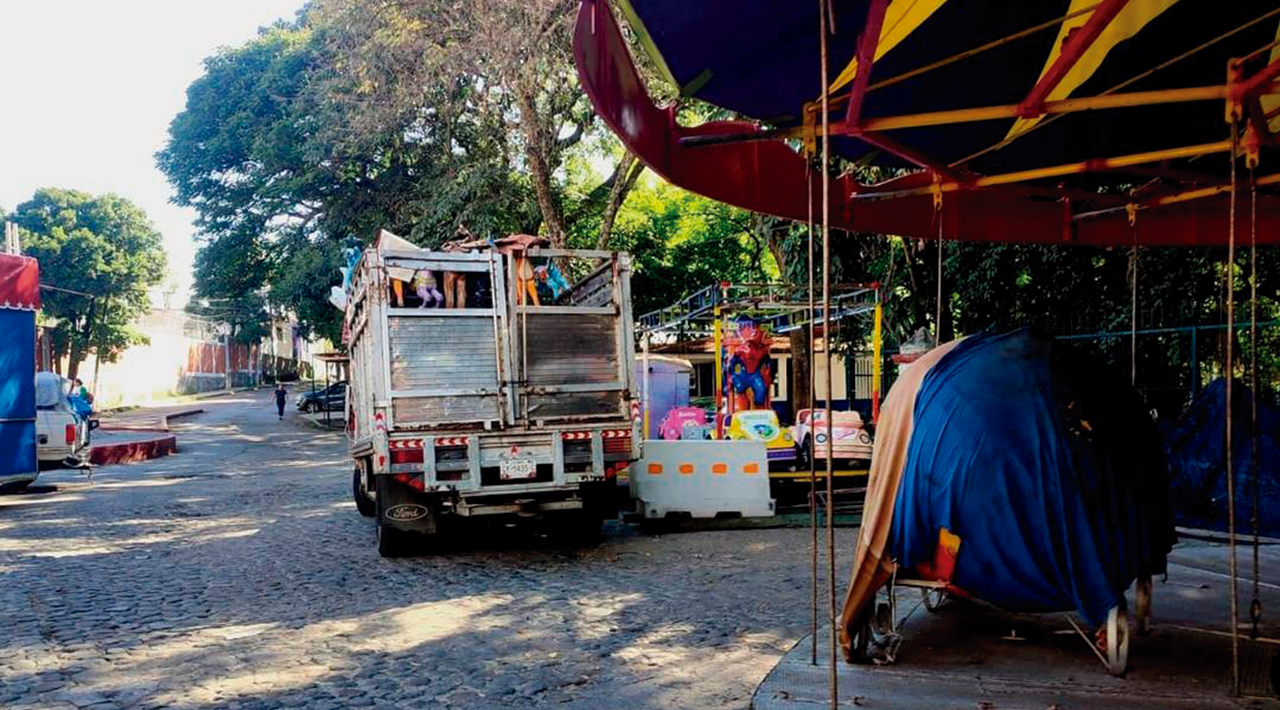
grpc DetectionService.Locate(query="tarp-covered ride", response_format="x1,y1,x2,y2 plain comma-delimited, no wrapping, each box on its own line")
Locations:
1167,379,1280,539
839,329,1174,673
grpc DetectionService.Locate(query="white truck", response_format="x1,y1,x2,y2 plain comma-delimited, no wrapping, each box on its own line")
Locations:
345,231,641,556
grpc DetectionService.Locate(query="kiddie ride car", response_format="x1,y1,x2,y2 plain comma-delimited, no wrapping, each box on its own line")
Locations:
791,408,873,470
726,409,795,471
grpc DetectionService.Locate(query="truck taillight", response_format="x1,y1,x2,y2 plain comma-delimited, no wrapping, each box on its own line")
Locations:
390,449,424,465
65,424,76,445
393,473,425,491
603,433,631,454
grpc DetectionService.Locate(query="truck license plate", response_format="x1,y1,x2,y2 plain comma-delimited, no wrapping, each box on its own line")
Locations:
499,458,538,480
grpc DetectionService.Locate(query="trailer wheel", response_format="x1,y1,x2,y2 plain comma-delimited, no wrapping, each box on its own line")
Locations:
846,612,873,664
922,587,948,612
353,467,375,517
1105,602,1129,677
1135,575,1152,635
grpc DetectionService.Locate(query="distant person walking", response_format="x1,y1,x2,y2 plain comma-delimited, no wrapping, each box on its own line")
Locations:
274,383,287,420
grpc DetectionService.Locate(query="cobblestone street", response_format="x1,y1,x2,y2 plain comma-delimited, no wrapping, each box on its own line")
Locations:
1,390,857,710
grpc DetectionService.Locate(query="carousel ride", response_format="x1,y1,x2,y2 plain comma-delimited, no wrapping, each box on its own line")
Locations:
576,0,1280,700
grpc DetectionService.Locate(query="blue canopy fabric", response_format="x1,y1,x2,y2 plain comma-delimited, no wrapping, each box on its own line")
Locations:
1166,379,1280,538
887,329,1173,626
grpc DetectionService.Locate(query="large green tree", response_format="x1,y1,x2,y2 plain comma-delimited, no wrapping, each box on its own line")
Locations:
13,188,168,381
158,5,644,344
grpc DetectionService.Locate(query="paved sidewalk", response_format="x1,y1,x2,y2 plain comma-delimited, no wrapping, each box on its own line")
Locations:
96,404,207,432
753,542,1280,709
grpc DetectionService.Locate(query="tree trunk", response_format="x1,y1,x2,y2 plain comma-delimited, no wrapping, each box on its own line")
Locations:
514,82,566,247
596,151,644,250
66,342,83,382
66,296,98,382
789,329,812,413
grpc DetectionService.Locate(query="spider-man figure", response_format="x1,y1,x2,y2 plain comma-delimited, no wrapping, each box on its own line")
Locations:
724,320,774,411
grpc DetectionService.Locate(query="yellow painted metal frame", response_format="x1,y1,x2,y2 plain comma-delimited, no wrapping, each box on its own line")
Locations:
769,468,868,479
855,140,1234,200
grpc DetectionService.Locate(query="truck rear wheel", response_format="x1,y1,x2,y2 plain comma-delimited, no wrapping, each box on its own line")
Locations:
550,510,602,546
353,468,375,517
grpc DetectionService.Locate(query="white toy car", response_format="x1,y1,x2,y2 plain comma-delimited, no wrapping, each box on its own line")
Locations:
792,408,873,469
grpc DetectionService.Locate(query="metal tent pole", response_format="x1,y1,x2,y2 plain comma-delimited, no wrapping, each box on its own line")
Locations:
1225,120,1240,697
1249,165,1262,640
808,163,819,667
818,1,838,705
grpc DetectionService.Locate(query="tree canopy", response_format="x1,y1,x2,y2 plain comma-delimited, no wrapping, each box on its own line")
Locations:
158,3,648,344
156,1,1278,406
13,188,167,381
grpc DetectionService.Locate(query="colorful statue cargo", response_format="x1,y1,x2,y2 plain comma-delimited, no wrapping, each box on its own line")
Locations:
723,319,775,413
839,328,1174,659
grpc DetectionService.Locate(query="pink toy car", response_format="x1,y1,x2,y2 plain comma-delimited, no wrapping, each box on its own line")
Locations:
658,406,708,440
791,409,873,467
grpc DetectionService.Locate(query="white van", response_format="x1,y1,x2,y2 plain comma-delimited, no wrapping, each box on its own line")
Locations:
34,372,92,469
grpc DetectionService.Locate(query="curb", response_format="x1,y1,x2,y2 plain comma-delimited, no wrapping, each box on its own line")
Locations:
299,413,346,431
98,407,205,433
89,407,205,466
94,385,261,415
89,434,178,466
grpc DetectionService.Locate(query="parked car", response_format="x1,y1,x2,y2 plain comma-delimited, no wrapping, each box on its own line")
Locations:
34,372,93,470
296,381,347,413
726,409,796,469
791,408,873,469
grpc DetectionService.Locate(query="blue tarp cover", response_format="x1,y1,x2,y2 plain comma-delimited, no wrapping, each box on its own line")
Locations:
1166,379,1280,538
889,329,1173,625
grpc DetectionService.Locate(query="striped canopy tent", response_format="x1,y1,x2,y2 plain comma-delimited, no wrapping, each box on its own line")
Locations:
573,0,1280,246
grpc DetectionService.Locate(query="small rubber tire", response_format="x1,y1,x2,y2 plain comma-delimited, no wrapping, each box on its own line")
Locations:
0,481,31,494
1135,575,1152,636
353,468,375,518
922,587,948,613
846,613,873,664
1106,602,1130,677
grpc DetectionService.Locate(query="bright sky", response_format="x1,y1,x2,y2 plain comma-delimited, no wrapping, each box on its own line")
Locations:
0,0,305,307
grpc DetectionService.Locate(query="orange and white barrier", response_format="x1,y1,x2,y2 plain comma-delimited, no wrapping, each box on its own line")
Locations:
630,440,774,519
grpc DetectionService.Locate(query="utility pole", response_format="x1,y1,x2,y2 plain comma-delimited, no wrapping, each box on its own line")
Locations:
4,221,20,255
224,328,233,393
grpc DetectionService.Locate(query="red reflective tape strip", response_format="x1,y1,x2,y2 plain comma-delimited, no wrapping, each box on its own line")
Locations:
389,439,424,450
435,437,470,446
561,430,631,440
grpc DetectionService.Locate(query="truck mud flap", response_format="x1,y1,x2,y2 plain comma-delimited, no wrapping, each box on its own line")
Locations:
376,475,439,535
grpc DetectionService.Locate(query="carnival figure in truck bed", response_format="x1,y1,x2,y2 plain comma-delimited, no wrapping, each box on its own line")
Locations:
723,319,774,411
